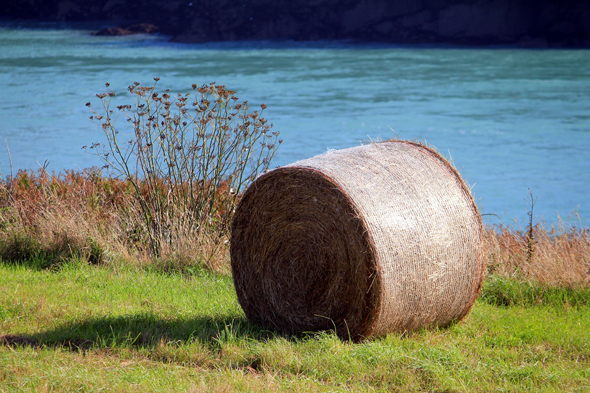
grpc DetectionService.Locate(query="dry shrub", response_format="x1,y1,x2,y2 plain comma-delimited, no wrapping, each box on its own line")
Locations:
87,80,281,260
0,168,230,271
484,222,590,287
0,169,132,266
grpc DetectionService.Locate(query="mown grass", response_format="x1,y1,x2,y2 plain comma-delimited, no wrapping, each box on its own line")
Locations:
1,259,589,392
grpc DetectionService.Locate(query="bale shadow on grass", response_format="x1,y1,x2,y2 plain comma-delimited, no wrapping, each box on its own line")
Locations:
1,313,288,351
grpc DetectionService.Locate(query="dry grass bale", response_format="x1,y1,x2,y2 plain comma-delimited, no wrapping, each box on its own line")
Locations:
231,141,484,341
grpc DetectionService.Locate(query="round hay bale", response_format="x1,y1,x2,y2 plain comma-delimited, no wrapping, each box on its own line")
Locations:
230,140,484,341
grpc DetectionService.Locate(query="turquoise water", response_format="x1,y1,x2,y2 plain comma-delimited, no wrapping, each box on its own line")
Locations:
1,23,589,226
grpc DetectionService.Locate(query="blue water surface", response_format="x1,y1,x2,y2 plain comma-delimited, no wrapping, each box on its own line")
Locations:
1,22,589,226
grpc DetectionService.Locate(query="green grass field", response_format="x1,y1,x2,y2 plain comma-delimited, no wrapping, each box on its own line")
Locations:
1,259,589,392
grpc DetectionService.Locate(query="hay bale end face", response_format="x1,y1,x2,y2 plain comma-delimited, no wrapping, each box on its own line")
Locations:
230,141,485,341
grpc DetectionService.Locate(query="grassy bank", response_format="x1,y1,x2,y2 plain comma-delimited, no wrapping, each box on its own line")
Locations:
1,260,589,392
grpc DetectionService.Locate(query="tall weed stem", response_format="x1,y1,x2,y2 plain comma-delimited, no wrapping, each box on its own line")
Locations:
86,80,282,263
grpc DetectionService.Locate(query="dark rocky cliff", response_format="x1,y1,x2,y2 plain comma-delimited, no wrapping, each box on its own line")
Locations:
3,0,589,47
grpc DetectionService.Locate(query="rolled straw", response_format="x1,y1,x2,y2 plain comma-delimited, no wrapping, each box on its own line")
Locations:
231,141,484,341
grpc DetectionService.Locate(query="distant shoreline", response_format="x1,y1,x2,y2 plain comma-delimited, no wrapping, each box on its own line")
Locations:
2,0,589,48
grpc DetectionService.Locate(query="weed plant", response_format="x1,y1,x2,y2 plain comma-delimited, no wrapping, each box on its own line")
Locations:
86,80,281,261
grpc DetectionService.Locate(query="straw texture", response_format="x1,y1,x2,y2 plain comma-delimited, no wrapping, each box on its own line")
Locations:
231,141,484,340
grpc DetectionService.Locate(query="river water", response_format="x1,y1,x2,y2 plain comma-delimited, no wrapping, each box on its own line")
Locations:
1,22,589,226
